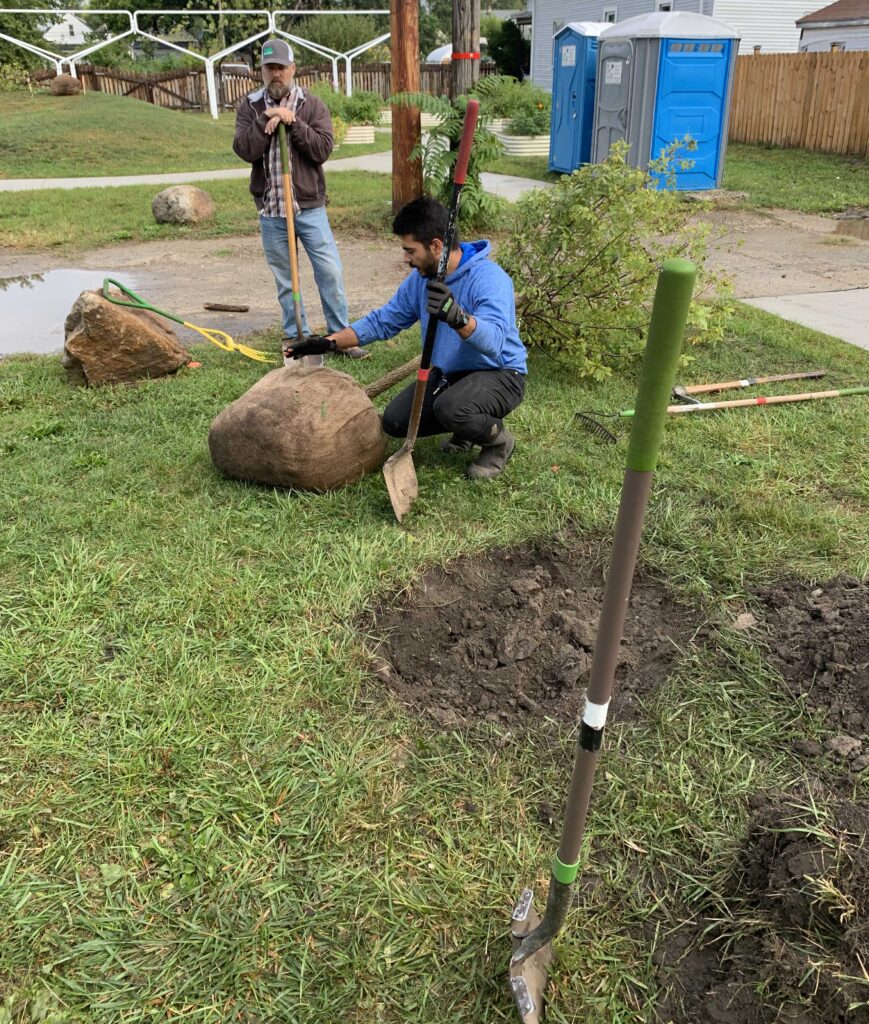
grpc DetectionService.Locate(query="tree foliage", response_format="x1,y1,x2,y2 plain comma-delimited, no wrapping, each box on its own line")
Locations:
485,18,530,79
390,91,508,229
497,142,733,379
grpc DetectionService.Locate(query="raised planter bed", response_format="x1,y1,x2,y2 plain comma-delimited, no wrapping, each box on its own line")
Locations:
343,124,376,145
495,132,550,156
379,109,442,128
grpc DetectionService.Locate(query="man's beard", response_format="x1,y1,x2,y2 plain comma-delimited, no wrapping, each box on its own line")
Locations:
416,252,440,277
266,80,291,101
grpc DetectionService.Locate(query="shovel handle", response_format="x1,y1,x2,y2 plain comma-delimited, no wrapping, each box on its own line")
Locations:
404,100,480,452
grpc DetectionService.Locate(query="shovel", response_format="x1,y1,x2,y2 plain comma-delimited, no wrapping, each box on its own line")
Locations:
382,99,480,523
278,121,309,366
509,259,697,1024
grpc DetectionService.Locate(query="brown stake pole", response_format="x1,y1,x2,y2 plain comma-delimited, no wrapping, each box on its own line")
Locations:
390,0,422,211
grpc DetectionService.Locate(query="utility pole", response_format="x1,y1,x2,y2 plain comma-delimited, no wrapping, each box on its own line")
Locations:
390,0,422,211
451,0,480,99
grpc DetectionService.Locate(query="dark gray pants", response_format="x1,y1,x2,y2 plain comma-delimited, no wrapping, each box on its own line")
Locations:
382,368,526,445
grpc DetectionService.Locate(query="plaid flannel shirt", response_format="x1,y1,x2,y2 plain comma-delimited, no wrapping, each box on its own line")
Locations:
261,84,305,218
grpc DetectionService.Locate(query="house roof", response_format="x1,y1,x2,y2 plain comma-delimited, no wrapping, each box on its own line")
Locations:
796,0,869,25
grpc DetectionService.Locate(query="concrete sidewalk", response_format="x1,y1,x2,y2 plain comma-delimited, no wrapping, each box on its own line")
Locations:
0,149,550,202
744,289,869,351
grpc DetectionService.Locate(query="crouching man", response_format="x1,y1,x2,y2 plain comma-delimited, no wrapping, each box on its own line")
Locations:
285,196,528,480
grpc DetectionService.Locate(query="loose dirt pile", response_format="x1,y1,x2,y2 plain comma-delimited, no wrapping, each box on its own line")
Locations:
656,790,869,1024
756,576,869,773
371,537,699,729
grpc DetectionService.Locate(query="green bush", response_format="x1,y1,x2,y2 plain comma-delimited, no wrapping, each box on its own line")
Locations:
505,104,550,136
472,74,525,119
497,141,733,379
390,91,508,230
343,90,383,126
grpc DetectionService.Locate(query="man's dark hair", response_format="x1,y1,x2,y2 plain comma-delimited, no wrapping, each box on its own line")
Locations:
392,196,460,249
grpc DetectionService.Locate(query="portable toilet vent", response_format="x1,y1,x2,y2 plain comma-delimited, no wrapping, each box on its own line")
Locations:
591,11,740,190
549,22,609,174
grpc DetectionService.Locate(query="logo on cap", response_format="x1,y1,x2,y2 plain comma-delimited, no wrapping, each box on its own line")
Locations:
263,45,273,55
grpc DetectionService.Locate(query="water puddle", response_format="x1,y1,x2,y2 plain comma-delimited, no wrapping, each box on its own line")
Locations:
0,269,137,357
835,216,869,241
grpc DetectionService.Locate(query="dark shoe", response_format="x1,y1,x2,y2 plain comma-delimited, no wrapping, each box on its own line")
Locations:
440,434,474,454
467,428,515,480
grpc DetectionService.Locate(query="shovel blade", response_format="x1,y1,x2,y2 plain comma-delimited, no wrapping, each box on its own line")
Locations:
510,889,553,1024
382,447,418,522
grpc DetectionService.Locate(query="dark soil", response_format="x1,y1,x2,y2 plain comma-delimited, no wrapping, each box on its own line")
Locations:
655,789,869,1024
370,536,699,730
755,576,869,773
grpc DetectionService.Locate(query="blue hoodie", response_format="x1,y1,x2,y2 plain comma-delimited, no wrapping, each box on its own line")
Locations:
350,241,528,375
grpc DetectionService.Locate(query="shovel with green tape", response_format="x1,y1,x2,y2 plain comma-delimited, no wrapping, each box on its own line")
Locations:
509,259,697,1024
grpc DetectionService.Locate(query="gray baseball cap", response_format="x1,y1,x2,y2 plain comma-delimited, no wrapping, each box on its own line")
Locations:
260,39,294,66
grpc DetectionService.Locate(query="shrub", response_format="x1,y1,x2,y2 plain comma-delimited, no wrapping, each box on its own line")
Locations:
343,90,383,126
472,74,524,119
497,141,733,380
332,115,348,145
505,105,550,136
389,91,509,230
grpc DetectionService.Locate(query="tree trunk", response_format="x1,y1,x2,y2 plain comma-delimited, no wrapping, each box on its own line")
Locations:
451,0,480,99
390,0,423,212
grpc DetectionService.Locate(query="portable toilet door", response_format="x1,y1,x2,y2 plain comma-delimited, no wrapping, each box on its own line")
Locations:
549,23,609,174
591,12,740,190
652,35,737,189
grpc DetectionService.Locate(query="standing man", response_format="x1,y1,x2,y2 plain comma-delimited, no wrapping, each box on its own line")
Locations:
285,196,527,481
233,38,367,363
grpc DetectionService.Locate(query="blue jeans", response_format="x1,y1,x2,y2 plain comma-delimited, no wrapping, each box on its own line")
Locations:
260,207,349,340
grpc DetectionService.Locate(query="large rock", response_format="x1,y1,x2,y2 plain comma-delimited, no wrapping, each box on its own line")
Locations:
151,186,215,226
50,74,82,96
208,366,386,492
63,290,191,387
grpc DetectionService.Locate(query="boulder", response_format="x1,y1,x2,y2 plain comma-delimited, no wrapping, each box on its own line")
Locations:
208,365,386,492
151,186,215,226
63,290,191,387
50,74,82,96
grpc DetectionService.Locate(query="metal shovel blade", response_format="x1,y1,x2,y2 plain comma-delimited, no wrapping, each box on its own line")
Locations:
510,889,553,1024
382,446,418,522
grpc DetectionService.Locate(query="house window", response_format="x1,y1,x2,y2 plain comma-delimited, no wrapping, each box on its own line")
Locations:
656,2,673,10
603,7,617,23
69,23,75,36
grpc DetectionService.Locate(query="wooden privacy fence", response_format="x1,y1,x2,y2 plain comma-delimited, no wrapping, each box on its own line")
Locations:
31,61,496,112
729,51,869,157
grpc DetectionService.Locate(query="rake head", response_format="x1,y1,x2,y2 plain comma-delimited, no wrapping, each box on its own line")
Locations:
574,411,618,444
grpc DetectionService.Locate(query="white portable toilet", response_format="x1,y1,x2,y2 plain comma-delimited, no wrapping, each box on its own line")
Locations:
591,11,740,190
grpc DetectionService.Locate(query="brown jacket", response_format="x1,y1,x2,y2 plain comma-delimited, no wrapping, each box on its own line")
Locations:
232,87,334,211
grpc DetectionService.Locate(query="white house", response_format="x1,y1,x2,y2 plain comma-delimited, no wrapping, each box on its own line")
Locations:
797,0,869,51
527,0,822,88
42,13,91,49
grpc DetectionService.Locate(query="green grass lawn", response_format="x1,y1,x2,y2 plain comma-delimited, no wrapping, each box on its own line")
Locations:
1,305,867,1021
0,172,393,251
482,145,869,213
722,143,868,213
0,91,391,179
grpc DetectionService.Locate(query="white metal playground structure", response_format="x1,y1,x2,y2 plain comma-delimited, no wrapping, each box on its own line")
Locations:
0,7,391,117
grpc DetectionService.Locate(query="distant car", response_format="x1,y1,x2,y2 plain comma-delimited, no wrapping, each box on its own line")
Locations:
220,62,252,74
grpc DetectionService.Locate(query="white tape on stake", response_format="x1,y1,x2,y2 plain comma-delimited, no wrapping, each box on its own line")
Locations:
582,698,610,730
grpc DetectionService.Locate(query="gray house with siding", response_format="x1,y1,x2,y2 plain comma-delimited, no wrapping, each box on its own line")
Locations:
528,0,822,88
797,0,869,51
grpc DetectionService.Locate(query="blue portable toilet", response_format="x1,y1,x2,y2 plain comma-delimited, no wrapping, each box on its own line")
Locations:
549,22,609,174
591,11,740,190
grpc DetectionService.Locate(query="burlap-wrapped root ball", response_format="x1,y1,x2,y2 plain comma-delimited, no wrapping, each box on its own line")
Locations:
208,366,386,492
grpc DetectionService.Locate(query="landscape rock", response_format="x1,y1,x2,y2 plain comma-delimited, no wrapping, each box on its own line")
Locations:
151,185,215,226
63,290,190,387
50,74,82,96
208,365,385,492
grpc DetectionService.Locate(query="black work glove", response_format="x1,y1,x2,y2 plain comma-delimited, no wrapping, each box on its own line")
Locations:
426,281,470,330
283,335,338,360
